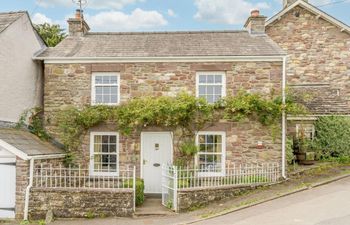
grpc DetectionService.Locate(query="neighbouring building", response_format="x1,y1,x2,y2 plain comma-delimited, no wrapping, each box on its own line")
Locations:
266,0,350,137
0,11,46,125
0,12,64,220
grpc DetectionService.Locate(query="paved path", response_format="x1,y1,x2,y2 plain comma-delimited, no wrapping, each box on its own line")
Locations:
194,176,350,225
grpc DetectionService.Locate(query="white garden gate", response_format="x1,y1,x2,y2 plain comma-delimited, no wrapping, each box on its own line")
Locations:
0,148,16,219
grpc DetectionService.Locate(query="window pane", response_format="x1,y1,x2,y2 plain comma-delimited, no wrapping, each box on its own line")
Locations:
207,86,214,95
207,75,214,83
111,86,118,95
102,144,109,153
199,75,206,83
94,135,102,143
111,95,118,103
94,144,101,153
110,144,116,153
198,86,206,95
95,76,103,84
110,136,117,143
207,95,214,103
102,135,109,143
214,75,222,83
110,76,118,84
102,76,110,84
96,87,103,95
214,86,222,95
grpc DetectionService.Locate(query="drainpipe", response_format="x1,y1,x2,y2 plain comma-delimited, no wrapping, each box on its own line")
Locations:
24,158,34,221
282,56,287,179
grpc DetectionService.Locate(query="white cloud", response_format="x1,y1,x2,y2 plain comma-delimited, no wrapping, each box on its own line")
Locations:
36,0,145,10
194,0,270,25
85,8,168,31
167,9,177,17
31,13,53,24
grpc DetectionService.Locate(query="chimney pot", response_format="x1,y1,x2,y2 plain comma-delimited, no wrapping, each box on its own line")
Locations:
75,9,82,19
251,9,260,17
244,9,267,35
68,9,90,36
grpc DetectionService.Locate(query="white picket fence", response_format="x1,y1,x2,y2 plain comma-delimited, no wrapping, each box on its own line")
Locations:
162,163,280,211
33,164,137,211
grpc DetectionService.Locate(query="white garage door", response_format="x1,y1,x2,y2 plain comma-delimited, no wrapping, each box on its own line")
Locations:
0,148,16,219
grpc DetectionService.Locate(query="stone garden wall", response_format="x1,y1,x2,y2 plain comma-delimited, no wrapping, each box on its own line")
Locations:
29,188,133,219
177,185,257,212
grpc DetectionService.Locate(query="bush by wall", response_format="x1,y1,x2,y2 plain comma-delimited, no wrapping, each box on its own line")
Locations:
313,116,350,158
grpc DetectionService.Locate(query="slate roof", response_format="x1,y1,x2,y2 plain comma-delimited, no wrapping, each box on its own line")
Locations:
0,128,64,156
37,31,286,58
292,85,350,115
0,11,26,34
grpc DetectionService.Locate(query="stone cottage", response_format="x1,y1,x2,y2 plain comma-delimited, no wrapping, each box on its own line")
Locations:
35,9,286,197
266,0,350,138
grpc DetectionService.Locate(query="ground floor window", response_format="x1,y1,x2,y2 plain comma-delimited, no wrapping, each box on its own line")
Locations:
90,132,119,176
196,131,226,175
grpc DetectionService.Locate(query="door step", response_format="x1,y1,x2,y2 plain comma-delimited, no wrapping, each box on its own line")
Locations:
135,198,175,217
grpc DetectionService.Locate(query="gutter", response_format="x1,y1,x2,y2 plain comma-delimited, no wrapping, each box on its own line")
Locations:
23,158,34,221
32,55,286,64
23,153,65,220
281,56,287,179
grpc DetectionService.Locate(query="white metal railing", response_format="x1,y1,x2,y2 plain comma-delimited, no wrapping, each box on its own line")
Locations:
33,164,135,190
162,163,280,211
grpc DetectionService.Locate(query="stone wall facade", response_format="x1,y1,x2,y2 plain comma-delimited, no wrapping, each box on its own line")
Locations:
29,188,133,219
15,157,64,219
43,61,283,172
266,6,350,112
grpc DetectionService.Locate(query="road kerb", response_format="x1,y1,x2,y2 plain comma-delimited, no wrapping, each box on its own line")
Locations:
179,172,350,225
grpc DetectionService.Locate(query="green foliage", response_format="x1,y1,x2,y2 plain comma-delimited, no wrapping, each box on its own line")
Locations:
123,178,145,206
286,137,295,165
113,93,215,135
34,23,66,47
175,141,199,167
37,220,46,225
313,116,350,158
85,211,95,219
16,107,51,141
221,91,306,126
55,92,304,161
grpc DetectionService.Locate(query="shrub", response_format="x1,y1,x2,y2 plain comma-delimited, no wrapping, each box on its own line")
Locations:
313,116,350,158
123,178,145,206
286,137,295,164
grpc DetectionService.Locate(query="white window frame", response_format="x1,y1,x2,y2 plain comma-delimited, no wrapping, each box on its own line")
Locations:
296,124,315,140
195,131,226,177
196,71,226,103
89,132,119,176
91,72,120,106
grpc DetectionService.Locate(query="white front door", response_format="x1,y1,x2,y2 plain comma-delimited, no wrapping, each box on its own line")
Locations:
0,148,16,219
142,132,172,194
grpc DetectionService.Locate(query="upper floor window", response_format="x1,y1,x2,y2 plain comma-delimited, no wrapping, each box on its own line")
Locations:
91,73,120,105
196,72,226,103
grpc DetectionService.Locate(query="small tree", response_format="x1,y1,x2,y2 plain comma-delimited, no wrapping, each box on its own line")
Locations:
34,23,66,47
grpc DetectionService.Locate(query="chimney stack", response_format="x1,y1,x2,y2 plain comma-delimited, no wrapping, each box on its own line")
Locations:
244,9,267,35
283,0,308,8
67,9,90,36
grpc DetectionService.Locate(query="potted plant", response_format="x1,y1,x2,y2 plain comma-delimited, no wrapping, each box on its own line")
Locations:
294,135,316,165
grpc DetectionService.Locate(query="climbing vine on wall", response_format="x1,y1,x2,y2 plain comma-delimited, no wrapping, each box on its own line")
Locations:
55,92,306,155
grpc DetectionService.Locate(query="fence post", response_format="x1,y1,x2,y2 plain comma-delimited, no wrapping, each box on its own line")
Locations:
133,166,136,213
173,165,178,212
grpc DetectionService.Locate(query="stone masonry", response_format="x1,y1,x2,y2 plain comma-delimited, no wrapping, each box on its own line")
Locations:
266,6,350,111
43,61,283,173
29,188,133,219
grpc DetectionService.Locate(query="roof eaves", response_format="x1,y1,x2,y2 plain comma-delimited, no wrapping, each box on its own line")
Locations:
266,0,350,34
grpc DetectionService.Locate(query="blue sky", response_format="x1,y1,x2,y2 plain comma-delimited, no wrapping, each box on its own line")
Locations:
1,0,349,32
